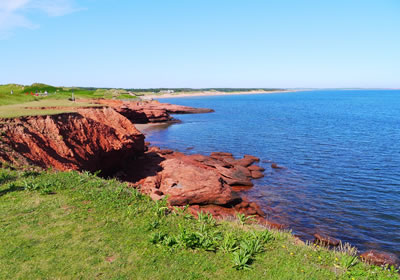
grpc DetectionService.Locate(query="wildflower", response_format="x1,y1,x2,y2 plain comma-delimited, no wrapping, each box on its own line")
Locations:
290,252,294,256
318,256,321,260
335,257,338,262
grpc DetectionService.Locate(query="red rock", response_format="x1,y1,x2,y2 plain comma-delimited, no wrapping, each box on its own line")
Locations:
150,191,164,201
0,107,144,174
210,152,234,160
159,149,174,155
314,233,340,247
249,202,265,216
244,155,260,162
264,220,286,230
190,154,232,169
248,165,265,172
234,201,250,210
235,157,257,167
140,158,236,206
271,163,283,169
221,176,253,187
251,171,264,179
216,165,251,180
360,250,399,267
151,102,215,114
102,100,214,124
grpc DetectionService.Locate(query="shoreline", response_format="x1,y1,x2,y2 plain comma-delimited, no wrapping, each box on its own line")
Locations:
142,89,307,99
1,99,398,265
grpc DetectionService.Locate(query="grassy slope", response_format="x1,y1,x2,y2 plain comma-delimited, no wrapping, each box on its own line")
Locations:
0,84,137,118
0,168,397,279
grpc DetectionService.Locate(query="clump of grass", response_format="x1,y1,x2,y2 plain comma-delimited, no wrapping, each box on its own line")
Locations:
236,212,256,226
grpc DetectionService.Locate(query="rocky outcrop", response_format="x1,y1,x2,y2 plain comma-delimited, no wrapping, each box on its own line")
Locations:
126,146,265,218
360,250,399,267
0,107,144,174
116,105,173,123
0,100,266,219
92,99,214,123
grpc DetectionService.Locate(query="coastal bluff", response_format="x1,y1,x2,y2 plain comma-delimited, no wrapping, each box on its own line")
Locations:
0,100,265,220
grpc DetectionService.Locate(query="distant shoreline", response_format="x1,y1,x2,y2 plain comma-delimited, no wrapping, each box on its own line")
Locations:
142,89,307,99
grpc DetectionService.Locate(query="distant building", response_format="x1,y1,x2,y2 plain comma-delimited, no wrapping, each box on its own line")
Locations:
159,90,174,94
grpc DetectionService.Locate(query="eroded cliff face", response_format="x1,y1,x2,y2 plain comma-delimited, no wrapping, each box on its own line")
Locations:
0,107,145,174
0,101,267,221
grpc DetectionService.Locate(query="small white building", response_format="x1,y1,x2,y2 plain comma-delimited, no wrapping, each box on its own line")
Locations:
159,90,174,94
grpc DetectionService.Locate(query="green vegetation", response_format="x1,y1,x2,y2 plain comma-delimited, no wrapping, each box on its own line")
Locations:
0,83,138,118
0,167,398,279
0,83,138,107
0,99,102,118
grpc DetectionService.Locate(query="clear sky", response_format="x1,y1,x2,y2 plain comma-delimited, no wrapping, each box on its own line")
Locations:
0,0,399,88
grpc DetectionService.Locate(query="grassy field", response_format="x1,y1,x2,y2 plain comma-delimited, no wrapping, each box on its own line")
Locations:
0,99,103,118
0,167,398,279
0,83,137,118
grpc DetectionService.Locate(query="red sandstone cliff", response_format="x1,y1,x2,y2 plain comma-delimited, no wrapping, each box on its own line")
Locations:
0,107,144,174
0,101,265,219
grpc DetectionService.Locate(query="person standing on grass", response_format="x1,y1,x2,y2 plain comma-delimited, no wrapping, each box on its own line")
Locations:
10,90,13,95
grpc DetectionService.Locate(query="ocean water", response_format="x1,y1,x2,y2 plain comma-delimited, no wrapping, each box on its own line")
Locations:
143,90,400,256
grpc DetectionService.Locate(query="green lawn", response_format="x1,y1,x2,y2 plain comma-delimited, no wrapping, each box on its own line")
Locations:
0,168,397,279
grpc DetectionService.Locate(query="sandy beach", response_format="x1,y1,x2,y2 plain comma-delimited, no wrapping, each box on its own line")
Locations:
142,89,305,99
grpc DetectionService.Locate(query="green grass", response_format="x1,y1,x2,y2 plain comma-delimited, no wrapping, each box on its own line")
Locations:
0,83,138,118
0,99,102,118
0,167,397,279
0,83,137,108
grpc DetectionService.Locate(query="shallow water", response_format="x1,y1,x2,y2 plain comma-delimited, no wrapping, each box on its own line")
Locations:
143,90,400,256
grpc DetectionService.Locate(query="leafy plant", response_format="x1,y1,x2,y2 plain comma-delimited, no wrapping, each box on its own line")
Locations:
162,236,177,247
232,249,252,270
154,199,169,218
197,211,216,226
240,237,264,256
236,213,256,226
219,233,239,253
258,230,274,243
149,232,167,244
23,180,40,191
172,205,189,216
176,227,201,249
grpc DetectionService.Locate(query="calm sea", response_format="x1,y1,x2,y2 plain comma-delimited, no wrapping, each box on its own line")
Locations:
143,90,400,256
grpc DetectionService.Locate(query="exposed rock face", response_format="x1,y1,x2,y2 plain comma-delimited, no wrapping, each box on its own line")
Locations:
116,105,172,123
360,250,399,267
0,100,266,221
142,158,237,206
93,99,214,123
0,107,144,174
129,147,266,217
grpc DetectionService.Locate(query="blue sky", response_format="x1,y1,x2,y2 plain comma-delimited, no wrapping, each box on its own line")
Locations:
0,0,399,88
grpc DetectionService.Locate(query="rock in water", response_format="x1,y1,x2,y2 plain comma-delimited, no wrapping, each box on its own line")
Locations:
360,250,399,267
314,233,340,247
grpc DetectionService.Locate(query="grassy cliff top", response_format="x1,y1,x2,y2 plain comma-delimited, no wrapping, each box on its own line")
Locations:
0,83,137,118
0,167,397,279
